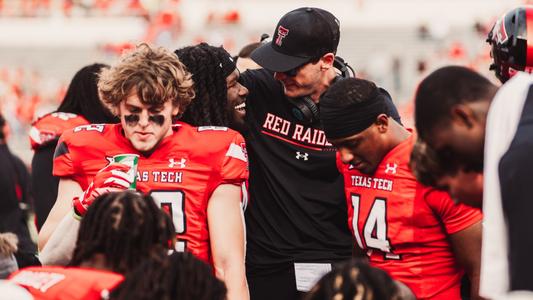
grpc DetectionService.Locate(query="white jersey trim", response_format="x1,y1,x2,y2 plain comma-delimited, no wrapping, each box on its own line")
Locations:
226,143,247,162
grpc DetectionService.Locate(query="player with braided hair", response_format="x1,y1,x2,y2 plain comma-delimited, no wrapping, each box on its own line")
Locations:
70,191,174,274
305,259,415,300
111,251,226,300
175,43,248,131
9,191,175,299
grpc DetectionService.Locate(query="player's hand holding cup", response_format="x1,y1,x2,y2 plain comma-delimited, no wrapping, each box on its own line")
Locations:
72,157,137,218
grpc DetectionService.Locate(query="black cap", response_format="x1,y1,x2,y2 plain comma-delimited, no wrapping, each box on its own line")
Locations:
250,7,340,72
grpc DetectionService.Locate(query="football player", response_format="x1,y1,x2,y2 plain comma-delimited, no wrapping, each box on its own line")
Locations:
320,78,483,299
10,191,174,299
414,67,533,297
110,251,227,300
38,44,249,300
29,63,117,230
175,43,249,132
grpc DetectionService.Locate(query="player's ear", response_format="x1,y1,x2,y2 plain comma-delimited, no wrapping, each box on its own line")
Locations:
375,114,389,133
320,53,335,69
171,105,180,117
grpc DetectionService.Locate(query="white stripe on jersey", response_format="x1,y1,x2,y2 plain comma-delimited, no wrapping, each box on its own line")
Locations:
197,126,228,132
226,143,247,162
29,126,42,144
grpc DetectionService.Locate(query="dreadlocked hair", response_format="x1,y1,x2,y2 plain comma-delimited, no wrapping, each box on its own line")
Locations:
305,258,407,300
69,191,175,274
175,43,232,126
110,251,227,300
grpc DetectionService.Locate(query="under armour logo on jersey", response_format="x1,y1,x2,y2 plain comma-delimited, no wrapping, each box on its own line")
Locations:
385,163,398,174
348,164,355,170
169,158,186,168
296,152,308,161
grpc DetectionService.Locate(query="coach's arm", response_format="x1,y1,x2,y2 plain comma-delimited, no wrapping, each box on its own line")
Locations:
208,183,249,300
450,221,486,300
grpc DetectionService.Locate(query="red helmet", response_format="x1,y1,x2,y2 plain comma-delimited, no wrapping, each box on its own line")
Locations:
487,6,533,83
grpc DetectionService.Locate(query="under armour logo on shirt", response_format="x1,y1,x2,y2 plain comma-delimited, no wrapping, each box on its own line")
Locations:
385,163,398,174
296,152,308,161
169,158,186,168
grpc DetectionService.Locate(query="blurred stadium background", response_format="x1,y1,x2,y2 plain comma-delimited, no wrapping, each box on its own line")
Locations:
0,0,527,163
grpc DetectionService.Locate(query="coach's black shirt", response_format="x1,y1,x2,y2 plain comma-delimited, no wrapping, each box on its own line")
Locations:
240,69,353,275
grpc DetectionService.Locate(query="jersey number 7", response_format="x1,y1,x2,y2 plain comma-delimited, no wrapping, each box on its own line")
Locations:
351,194,400,260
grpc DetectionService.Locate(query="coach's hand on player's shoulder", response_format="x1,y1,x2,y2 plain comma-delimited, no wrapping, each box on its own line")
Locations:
72,163,133,218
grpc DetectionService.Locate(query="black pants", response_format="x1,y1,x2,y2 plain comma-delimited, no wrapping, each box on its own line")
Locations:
248,264,306,300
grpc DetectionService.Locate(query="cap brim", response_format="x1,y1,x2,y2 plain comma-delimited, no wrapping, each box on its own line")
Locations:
250,43,310,72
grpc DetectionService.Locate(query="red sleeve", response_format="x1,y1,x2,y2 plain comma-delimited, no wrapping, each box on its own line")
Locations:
9,266,123,299
52,130,76,178
219,133,248,185
424,188,483,235
29,113,88,150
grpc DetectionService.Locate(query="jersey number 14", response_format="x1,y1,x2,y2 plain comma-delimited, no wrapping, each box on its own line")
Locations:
351,194,400,260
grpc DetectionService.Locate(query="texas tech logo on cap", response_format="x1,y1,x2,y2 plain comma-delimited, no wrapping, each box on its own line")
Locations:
275,25,289,46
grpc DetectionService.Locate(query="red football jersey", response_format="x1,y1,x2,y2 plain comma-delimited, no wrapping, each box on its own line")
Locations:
29,112,89,150
9,266,123,300
337,133,482,300
53,122,248,263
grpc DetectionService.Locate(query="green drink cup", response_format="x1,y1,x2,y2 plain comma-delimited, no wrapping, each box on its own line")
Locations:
113,154,139,190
